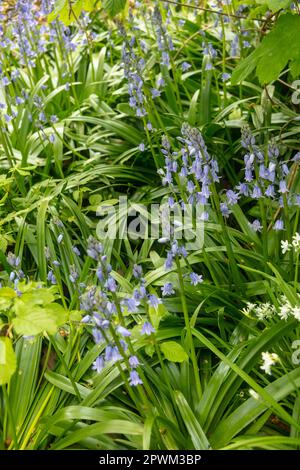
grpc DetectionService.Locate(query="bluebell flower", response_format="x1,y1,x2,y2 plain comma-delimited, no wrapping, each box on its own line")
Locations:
87,236,103,260
123,297,140,313
129,355,140,368
96,267,104,282
252,185,262,199
181,61,191,71
265,185,275,198
226,190,239,206
161,282,175,296
249,220,263,232
92,328,103,344
157,77,165,88
69,266,78,283
72,246,81,256
15,96,24,105
129,370,143,386
105,345,121,362
146,121,153,131
2,77,10,86
161,51,170,66
105,276,117,292
4,114,12,122
47,270,57,285
221,72,231,82
92,356,105,373
220,203,230,218
273,219,284,231
278,180,288,194
7,252,20,268
148,294,161,309
141,321,155,335
190,272,203,286
116,326,131,337
133,264,143,279
165,252,174,269
151,88,161,98
81,315,91,323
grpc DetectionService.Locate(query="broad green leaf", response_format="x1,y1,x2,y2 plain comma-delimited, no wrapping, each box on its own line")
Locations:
232,14,300,84
14,290,56,309
149,302,168,329
103,0,127,16
0,235,7,253
0,287,17,310
83,0,95,11
12,303,67,336
0,337,17,385
256,0,291,9
48,0,94,25
160,341,188,363
47,0,67,23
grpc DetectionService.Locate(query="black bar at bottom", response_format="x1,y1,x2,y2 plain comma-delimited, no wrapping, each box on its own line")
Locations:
0,450,298,468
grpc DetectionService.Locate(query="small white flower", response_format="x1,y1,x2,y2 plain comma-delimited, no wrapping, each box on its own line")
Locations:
281,240,291,254
255,302,275,320
249,389,260,400
242,302,256,316
260,351,279,375
278,303,291,320
291,306,300,321
292,232,300,251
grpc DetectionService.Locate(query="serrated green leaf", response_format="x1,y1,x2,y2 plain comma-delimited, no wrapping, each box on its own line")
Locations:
232,13,300,84
0,287,17,310
255,0,291,9
0,337,17,385
0,236,7,253
160,341,188,363
69,310,83,322
103,0,127,16
47,0,67,23
83,0,95,10
12,302,67,336
48,0,91,25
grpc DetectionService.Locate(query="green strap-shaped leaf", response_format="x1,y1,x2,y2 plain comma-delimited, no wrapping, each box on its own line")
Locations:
0,337,17,385
174,391,211,449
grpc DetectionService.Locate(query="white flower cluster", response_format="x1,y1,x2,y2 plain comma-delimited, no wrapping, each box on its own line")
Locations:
260,351,279,375
242,302,275,320
242,296,300,321
281,232,300,254
278,295,300,321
